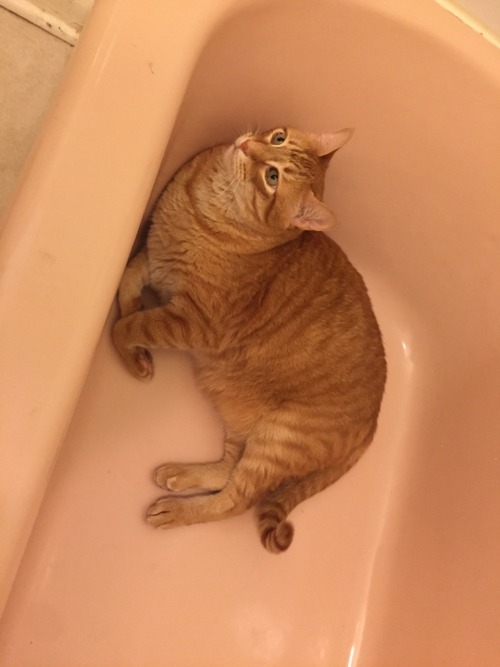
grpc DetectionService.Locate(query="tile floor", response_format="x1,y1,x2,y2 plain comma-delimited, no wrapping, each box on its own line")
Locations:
0,8,74,213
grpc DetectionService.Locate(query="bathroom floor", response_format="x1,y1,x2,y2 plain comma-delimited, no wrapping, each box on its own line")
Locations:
0,5,92,214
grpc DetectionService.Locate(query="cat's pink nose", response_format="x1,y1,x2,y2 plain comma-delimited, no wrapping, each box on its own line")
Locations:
238,140,250,155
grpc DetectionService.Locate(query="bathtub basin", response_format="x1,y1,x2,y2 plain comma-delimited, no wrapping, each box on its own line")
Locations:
0,0,499,665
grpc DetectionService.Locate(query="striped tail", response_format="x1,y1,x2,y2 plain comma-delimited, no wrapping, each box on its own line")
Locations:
257,501,295,554
257,446,368,554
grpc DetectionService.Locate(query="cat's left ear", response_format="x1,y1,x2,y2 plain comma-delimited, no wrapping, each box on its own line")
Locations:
291,190,336,231
310,128,354,158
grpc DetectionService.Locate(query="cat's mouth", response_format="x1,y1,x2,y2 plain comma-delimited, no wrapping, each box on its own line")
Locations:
231,141,249,161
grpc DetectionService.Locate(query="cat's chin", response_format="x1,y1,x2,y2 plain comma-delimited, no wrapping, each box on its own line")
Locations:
229,142,245,159
221,144,239,170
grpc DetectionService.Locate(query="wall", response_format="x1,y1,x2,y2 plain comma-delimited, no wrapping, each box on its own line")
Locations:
436,0,500,45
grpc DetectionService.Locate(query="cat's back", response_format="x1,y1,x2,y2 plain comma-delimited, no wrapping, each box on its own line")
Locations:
263,231,382,347
262,231,386,423
294,231,384,367
215,231,386,398
195,230,386,439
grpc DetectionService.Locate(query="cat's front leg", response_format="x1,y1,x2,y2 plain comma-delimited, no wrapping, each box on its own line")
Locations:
115,343,154,382
118,248,150,317
112,310,156,381
112,298,208,380
112,319,154,381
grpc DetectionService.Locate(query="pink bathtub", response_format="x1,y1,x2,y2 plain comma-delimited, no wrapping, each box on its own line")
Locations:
1,0,499,664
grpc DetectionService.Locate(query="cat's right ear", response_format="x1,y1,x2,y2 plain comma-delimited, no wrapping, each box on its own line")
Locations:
309,128,354,158
290,190,336,232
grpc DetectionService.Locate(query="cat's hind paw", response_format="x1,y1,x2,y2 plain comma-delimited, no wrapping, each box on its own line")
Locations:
146,497,186,529
153,462,228,492
154,464,196,492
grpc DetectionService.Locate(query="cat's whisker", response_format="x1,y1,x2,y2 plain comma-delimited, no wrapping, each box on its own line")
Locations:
219,175,235,188
232,170,243,192
219,175,239,197
224,176,246,217
222,181,240,213
238,122,258,137
218,165,238,188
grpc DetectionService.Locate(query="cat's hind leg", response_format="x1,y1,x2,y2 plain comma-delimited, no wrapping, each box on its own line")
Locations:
146,435,293,532
118,247,150,317
154,439,242,492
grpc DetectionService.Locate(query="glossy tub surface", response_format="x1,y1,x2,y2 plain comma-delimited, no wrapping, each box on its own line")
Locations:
0,0,499,665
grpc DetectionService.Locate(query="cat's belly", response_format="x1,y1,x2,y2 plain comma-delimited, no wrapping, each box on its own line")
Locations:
190,342,385,444
190,351,288,439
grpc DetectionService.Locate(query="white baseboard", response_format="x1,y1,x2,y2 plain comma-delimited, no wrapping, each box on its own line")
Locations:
1,0,81,45
435,0,500,49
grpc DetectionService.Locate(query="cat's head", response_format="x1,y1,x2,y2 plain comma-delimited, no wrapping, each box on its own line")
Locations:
220,126,353,236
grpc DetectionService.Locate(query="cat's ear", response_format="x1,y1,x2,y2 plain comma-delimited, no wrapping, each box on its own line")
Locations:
291,190,336,231
309,128,354,157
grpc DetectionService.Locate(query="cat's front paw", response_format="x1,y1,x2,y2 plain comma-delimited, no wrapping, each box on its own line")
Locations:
112,318,154,381
132,348,154,381
119,347,154,382
146,497,187,529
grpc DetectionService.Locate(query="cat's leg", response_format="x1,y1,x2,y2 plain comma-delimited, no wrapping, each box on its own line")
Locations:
118,248,150,317
112,297,208,381
146,435,293,529
154,439,242,492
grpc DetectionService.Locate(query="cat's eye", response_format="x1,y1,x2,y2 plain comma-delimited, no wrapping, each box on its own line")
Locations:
271,130,287,145
265,166,280,188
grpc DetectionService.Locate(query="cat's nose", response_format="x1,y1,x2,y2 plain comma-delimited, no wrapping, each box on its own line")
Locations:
238,140,250,155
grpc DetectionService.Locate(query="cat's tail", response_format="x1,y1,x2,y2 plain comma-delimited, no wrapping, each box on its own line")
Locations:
257,446,368,554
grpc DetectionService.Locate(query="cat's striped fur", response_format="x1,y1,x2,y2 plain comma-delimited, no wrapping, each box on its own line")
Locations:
113,127,386,553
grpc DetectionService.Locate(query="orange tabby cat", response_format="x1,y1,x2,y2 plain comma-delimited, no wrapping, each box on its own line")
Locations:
112,127,386,553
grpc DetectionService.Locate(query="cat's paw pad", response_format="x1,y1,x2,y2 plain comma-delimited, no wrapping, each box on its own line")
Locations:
154,465,192,491
146,497,185,528
133,348,154,382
